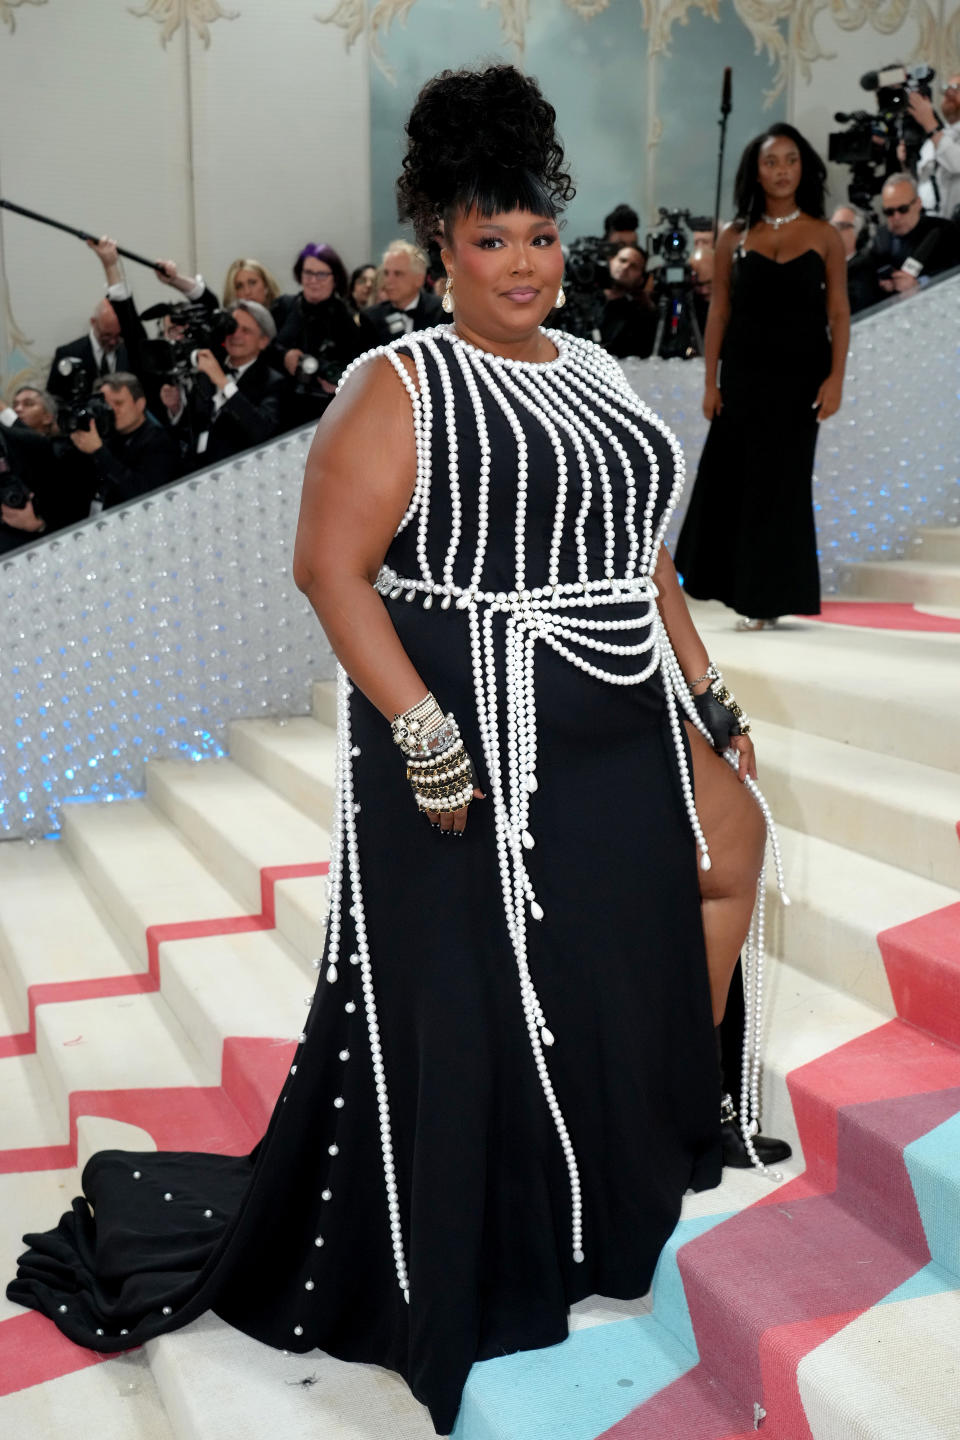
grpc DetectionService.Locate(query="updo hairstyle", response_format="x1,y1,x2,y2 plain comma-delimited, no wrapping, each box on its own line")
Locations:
397,64,575,247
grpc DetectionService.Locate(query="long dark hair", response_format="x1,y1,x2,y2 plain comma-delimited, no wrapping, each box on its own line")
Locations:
733,123,826,228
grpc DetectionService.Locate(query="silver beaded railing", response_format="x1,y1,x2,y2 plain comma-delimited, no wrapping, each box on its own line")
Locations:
0,428,335,840
622,269,960,592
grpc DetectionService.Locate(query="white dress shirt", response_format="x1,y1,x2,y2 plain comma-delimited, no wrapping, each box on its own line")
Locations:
917,120,960,220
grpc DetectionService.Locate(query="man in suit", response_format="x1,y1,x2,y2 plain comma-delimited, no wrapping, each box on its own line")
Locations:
368,240,447,343
68,372,178,510
848,172,960,311
46,298,130,401
163,300,285,471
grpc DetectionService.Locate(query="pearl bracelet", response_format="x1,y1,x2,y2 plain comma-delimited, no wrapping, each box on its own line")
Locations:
391,692,459,758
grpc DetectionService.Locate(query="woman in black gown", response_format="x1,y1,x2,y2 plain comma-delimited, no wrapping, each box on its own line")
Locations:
8,67,781,1435
675,124,850,629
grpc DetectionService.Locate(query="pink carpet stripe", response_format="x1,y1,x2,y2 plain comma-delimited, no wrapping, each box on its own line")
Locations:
0,1312,119,1398
800,601,960,632
0,861,327,1059
879,901,960,1047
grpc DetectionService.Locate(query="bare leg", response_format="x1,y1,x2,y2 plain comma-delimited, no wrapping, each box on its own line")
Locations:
684,720,766,1024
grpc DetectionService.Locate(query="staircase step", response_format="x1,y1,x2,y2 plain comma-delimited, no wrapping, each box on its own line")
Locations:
60,802,248,968
145,757,330,918
0,1346,175,1440
757,722,959,890
844,558,960,607
229,716,337,828
795,1284,960,1440
914,526,960,566
765,826,958,1014
689,599,960,773
157,930,309,1077
311,679,338,728
0,1055,65,1153
35,994,215,1135
146,1312,437,1440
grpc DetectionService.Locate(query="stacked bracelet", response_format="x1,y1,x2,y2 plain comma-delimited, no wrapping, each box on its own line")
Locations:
392,692,476,815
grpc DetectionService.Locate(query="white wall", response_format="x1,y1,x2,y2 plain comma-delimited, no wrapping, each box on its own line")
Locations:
0,2,370,396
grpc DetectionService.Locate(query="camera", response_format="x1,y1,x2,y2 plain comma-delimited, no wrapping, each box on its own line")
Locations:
829,63,936,208
139,303,238,383
555,236,615,340
53,357,116,437
646,210,710,360
0,452,31,510
293,339,342,391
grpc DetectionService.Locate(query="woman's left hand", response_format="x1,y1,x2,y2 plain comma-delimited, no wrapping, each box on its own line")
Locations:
728,732,757,784
814,373,843,423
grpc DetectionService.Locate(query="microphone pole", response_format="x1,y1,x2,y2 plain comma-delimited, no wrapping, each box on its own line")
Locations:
0,197,160,271
712,68,733,246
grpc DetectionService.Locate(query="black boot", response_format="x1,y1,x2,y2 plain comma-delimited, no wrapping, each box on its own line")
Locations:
716,971,792,1169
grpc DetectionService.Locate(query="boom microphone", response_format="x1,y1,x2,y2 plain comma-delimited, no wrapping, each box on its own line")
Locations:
721,67,732,115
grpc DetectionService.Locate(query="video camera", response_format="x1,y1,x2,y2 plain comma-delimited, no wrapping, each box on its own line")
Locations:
646,210,710,360
52,357,116,437
829,63,936,208
139,302,238,383
293,338,344,392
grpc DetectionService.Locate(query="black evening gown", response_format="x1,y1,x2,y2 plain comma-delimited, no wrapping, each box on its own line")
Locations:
675,246,832,619
8,328,722,1436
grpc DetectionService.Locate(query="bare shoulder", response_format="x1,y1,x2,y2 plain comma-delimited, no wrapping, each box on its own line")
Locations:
716,222,742,255
310,351,419,467
805,216,843,258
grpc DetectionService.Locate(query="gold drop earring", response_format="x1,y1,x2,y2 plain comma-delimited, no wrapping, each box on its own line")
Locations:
442,277,455,313
554,286,566,309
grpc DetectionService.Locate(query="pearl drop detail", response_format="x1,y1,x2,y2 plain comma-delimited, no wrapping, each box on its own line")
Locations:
132,1171,141,1180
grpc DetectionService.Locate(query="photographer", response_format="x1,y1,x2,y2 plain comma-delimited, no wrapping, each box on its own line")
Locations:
69,373,178,508
913,75,960,220
46,297,129,400
604,203,640,249
0,389,98,546
849,172,960,309
274,243,374,429
599,245,657,358
165,300,285,470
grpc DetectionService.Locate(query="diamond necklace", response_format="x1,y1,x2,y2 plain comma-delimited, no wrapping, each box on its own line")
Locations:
761,208,801,230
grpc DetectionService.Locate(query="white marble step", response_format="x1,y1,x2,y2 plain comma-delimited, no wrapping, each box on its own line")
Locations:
35,993,215,1136
60,801,249,968
312,679,337,729
145,757,330,963
228,716,336,829
0,839,143,1032
765,825,958,1014
0,1349,175,1440
844,557,960,607
157,929,310,1076
691,609,960,774
757,721,960,890
915,526,960,566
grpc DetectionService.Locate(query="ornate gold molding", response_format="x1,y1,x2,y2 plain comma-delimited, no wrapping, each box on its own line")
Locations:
128,0,239,48
0,0,47,34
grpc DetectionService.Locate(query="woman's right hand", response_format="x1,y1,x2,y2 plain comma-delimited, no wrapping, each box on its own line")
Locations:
424,785,485,835
703,382,723,421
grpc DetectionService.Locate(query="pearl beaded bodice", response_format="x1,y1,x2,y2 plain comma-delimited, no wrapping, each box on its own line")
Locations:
376,326,681,599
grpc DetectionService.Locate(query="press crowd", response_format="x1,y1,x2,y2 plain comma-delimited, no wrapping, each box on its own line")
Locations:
2,71,958,556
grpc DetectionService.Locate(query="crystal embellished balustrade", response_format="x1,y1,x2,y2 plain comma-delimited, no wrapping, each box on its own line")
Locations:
623,268,960,589
2,275,958,839
1,427,335,840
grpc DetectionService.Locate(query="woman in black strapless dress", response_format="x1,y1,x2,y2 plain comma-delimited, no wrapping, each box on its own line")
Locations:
675,124,850,628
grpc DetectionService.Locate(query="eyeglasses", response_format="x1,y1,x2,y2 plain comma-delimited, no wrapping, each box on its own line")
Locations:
302,268,334,281
882,201,916,217
943,82,959,94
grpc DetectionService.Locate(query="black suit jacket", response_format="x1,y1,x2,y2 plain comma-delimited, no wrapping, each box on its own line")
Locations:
90,415,179,509
46,334,131,400
849,214,960,312
368,290,449,344
177,356,286,471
